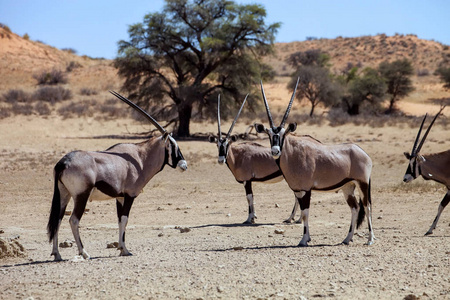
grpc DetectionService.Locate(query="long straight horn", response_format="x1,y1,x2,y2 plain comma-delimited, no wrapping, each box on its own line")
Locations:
260,81,274,128
416,106,446,154
217,94,222,139
226,94,249,138
109,91,167,134
280,77,299,128
411,114,427,155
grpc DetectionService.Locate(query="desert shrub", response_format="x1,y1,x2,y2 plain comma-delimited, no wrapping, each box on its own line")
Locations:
62,48,77,54
79,88,97,96
23,33,30,40
98,103,122,119
57,100,95,119
0,23,11,33
32,86,72,104
34,102,51,116
33,69,68,85
11,103,33,115
2,89,32,104
416,69,429,77
66,61,82,72
0,107,11,119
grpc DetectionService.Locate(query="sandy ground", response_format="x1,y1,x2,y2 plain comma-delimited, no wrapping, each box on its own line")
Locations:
0,114,449,300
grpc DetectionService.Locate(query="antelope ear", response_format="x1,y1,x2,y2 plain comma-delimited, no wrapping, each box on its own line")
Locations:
254,123,266,133
286,122,297,134
208,135,217,143
230,134,239,142
403,152,411,159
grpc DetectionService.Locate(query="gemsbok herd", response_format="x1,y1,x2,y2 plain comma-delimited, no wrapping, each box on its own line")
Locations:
47,83,448,260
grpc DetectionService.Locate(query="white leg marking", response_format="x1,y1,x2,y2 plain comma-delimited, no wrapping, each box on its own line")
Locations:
299,208,311,247
118,215,132,256
245,194,256,224
69,214,90,259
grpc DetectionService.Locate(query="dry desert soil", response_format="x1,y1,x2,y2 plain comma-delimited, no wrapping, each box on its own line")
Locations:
0,113,449,300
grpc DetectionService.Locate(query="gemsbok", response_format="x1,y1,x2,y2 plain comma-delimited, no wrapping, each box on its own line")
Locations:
208,95,299,224
254,80,375,246
47,91,187,261
403,106,448,235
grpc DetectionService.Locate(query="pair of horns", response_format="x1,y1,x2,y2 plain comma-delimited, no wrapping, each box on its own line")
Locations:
109,91,167,134
411,106,446,156
217,94,249,139
261,77,299,129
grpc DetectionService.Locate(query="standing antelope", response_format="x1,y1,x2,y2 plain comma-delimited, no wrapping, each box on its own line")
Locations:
254,81,374,246
403,107,448,235
47,91,187,261
208,95,299,224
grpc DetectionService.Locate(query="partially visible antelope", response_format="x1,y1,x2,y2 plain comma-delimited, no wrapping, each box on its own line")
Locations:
208,95,299,224
403,106,448,235
47,91,187,261
254,80,374,246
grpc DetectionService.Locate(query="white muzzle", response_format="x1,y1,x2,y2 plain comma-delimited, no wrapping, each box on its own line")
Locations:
177,160,188,171
271,146,281,159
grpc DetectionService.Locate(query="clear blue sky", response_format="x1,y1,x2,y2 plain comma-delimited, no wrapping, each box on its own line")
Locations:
1,0,449,59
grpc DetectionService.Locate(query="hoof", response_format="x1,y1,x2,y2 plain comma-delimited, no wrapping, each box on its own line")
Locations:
52,253,62,261
298,243,308,247
424,231,433,236
283,219,293,224
120,251,133,257
81,250,90,260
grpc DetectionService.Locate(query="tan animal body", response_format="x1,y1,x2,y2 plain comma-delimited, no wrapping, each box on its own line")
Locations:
255,80,375,246
47,92,187,261
403,107,448,235
209,95,299,223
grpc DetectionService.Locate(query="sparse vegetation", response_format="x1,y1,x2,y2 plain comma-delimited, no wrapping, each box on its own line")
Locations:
435,66,450,89
0,23,11,33
379,59,415,113
79,88,98,96
2,89,32,104
33,69,68,85
66,61,82,72
32,86,72,104
22,33,29,40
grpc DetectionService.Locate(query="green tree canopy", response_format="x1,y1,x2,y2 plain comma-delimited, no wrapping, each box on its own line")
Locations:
288,65,341,117
114,0,280,137
435,67,450,90
339,67,386,115
378,59,414,114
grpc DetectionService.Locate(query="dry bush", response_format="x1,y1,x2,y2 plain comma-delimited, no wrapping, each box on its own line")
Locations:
66,61,82,72
32,86,72,105
11,103,33,116
79,88,98,96
0,107,11,119
34,102,51,116
33,69,68,85
1,89,32,104
57,100,95,119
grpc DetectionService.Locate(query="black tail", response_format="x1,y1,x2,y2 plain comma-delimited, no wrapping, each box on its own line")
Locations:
357,179,371,229
357,199,366,229
47,160,65,242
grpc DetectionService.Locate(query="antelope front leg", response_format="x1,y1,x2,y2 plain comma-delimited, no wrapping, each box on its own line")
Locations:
295,191,311,247
116,195,135,256
425,191,450,235
244,181,257,224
